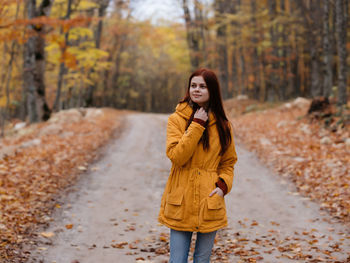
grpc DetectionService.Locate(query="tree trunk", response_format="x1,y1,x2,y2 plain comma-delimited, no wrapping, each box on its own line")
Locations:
95,1,109,49
279,0,288,100
238,46,246,95
5,41,16,113
256,2,267,101
103,52,114,106
250,0,261,100
23,0,53,123
335,0,348,105
0,44,7,90
310,48,322,97
1,0,20,119
231,48,239,97
24,0,38,123
20,73,27,120
182,0,201,70
214,0,229,98
322,0,333,98
267,0,278,101
194,0,207,64
53,0,73,111
228,1,239,97
111,34,126,108
85,0,109,107
310,0,322,98
0,42,15,123
283,0,297,99
231,0,246,96
0,109,5,137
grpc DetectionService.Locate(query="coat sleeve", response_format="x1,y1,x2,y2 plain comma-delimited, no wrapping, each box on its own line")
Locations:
166,114,205,166
217,127,237,194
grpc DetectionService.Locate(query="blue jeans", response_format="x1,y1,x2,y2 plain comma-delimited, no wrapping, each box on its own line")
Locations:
169,229,217,263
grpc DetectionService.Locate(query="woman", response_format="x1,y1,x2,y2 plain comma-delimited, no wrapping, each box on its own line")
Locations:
158,68,237,263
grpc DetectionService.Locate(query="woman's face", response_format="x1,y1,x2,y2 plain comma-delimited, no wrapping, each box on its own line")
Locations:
189,76,209,107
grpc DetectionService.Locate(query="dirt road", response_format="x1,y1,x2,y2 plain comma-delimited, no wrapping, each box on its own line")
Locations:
29,113,349,263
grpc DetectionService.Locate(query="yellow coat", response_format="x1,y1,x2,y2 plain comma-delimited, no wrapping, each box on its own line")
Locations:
158,102,237,233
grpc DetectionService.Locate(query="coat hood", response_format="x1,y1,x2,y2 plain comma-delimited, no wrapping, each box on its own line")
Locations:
175,102,216,126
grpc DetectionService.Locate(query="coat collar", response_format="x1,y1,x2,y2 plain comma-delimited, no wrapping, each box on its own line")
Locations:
175,102,216,126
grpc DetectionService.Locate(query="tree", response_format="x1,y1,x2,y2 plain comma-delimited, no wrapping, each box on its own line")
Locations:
335,0,348,105
214,0,229,98
0,0,21,135
85,0,110,107
250,0,261,100
53,0,73,112
309,0,323,97
265,0,279,101
23,0,54,123
182,0,207,70
322,0,333,98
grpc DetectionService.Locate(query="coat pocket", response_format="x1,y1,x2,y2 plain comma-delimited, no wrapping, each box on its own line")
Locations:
203,194,225,221
164,188,184,221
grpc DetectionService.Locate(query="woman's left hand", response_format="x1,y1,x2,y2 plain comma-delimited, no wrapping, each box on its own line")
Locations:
209,187,224,197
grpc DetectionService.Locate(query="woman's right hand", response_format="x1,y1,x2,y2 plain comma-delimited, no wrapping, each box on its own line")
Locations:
194,107,208,122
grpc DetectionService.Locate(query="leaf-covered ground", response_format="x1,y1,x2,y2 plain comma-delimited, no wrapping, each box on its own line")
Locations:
129,218,349,262
0,108,126,262
225,97,350,226
1,99,349,263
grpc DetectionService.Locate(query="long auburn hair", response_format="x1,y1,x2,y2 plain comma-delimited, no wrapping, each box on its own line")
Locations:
180,68,232,155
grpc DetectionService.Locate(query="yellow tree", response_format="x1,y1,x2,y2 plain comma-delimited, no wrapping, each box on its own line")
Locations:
46,0,111,109
0,0,23,134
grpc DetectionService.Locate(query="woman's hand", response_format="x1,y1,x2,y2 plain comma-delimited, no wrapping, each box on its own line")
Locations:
209,187,224,197
194,107,208,122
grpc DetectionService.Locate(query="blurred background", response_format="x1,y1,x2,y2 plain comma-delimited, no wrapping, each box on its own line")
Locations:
0,0,349,125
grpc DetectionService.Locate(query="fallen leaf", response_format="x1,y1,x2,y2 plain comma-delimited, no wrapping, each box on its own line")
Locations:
65,224,74,229
40,232,55,238
111,242,128,249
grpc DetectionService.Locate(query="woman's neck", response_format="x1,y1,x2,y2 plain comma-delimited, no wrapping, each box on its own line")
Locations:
189,100,209,112
199,103,209,111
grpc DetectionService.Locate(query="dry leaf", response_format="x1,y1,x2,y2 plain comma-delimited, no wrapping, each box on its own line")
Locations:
40,232,55,238
65,224,74,229
111,242,128,249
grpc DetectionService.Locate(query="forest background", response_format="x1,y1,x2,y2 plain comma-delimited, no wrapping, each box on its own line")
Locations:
0,0,349,129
